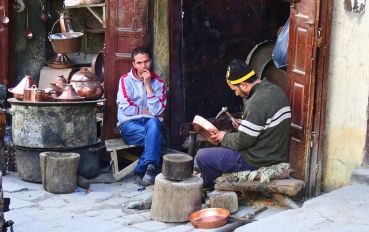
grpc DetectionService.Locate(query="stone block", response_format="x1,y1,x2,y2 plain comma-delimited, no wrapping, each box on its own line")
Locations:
207,190,238,213
351,166,369,186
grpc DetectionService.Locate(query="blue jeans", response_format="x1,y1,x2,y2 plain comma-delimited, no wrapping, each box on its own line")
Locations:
195,147,257,188
119,118,163,175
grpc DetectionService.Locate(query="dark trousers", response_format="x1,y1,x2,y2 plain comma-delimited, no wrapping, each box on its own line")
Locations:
195,147,257,188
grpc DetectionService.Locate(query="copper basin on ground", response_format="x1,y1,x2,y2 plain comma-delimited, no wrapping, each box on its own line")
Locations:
188,208,230,229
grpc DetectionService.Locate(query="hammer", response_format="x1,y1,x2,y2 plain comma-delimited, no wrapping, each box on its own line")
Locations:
215,107,237,124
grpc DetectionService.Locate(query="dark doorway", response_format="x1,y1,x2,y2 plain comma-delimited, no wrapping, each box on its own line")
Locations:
182,0,290,122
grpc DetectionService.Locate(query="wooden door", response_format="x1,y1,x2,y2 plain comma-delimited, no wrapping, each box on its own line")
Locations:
0,0,9,85
287,0,320,196
104,0,150,139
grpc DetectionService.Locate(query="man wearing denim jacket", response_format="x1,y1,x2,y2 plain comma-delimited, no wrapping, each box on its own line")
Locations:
116,46,167,186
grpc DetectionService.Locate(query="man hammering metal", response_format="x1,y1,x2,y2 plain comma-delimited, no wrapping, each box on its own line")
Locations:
195,60,292,189
215,106,237,125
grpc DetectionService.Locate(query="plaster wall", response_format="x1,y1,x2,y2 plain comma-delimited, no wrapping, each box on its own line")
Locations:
152,0,169,86
323,1,369,191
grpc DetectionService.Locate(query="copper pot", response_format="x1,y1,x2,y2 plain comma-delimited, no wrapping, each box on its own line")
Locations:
188,208,230,229
23,85,37,102
49,83,65,95
58,84,85,101
70,68,104,100
50,75,68,95
54,75,68,85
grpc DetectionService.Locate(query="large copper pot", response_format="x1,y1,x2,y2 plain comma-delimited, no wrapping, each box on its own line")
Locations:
70,68,104,100
48,17,83,54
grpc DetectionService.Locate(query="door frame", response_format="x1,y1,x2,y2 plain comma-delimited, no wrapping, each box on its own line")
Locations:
306,0,334,197
168,0,185,150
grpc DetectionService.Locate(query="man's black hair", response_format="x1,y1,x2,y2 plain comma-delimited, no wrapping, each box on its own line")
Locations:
131,46,151,60
245,75,258,84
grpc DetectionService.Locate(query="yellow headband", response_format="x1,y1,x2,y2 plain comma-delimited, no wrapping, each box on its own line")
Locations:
227,70,256,85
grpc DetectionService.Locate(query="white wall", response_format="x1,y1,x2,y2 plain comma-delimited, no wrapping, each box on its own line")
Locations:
323,0,369,191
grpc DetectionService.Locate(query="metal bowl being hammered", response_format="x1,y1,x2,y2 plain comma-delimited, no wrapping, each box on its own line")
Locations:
189,208,230,229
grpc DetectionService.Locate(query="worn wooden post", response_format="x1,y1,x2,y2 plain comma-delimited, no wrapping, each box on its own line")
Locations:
162,153,193,180
151,173,203,222
40,152,80,194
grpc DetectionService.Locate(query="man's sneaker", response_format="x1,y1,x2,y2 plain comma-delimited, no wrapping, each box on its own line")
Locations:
132,173,143,186
142,164,156,186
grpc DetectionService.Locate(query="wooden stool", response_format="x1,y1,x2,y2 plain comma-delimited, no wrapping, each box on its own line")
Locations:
105,138,138,181
151,173,203,222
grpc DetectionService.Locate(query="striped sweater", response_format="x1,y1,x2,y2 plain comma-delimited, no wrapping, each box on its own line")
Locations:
221,80,291,168
116,68,167,127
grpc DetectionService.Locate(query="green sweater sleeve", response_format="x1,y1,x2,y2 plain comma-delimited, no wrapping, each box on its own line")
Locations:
221,130,257,150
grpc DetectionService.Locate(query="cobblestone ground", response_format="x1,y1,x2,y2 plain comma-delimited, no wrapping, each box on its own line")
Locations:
3,172,285,232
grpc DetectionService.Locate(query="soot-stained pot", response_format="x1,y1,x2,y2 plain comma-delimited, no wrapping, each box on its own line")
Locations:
70,68,104,100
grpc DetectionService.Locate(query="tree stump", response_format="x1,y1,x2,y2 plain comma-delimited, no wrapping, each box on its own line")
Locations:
162,153,193,180
40,152,80,194
151,173,203,222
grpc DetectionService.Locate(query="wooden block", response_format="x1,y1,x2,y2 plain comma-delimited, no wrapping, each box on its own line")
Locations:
207,190,238,213
162,153,193,180
215,179,305,197
40,152,80,194
151,173,203,222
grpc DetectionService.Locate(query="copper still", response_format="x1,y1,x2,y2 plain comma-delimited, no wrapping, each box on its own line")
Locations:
70,68,104,100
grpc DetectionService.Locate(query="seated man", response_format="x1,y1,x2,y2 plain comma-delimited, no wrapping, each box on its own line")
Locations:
195,60,291,188
116,46,167,186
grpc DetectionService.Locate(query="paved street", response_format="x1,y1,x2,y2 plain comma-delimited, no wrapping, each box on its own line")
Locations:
5,168,369,232
236,167,369,232
2,171,284,232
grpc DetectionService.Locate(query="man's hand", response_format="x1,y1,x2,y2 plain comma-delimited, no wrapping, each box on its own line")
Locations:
232,118,242,129
142,69,154,95
209,129,226,145
142,69,152,85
